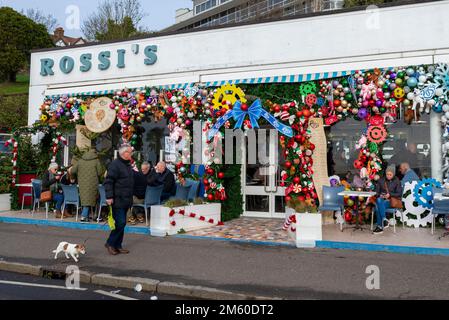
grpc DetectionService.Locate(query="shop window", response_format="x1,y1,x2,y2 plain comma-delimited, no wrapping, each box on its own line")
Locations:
325,117,432,180
383,114,431,178
141,118,170,167
0,134,12,154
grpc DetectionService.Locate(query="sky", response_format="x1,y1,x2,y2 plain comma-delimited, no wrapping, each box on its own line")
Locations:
0,0,193,37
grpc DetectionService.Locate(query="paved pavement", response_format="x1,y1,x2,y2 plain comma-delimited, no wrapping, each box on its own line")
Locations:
1,223,449,299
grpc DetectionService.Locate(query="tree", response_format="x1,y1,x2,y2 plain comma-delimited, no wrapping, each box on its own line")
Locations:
343,0,400,8
96,16,146,41
82,0,148,41
0,94,28,131
22,8,58,33
0,7,54,82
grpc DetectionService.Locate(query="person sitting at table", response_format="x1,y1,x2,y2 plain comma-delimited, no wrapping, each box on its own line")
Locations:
399,162,419,187
41,162,72,219
147,161,175,202
373,165,402,234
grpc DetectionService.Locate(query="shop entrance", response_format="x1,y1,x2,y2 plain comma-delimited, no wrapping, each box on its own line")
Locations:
242,126,286,218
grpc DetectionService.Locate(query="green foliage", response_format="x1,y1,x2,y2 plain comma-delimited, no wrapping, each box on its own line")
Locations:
0,74,29,95
240,83,300,104
0,94,28,131
96,16,140,41
286,197,318,213
0,7,53,82
0,153,12,194
177,228,186,234
17,135,40,173
164,199,189,208
221,164,243,221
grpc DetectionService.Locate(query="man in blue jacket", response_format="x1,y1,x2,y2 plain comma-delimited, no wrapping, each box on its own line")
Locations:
103,144,134,255
399,162,419,187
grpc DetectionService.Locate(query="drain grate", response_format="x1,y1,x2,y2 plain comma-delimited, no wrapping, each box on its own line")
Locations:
42,269,66,280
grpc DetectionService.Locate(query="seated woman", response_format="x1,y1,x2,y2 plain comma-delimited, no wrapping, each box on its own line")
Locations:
41,162,72,218
373,165,402,234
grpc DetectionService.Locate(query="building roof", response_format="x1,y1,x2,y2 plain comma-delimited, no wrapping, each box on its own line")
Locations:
51,27,86,46
31,0,442,53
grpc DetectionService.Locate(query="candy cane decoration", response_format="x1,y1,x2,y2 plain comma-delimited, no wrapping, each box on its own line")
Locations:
4,138,18,187
283,214,296,230
51,132,68,163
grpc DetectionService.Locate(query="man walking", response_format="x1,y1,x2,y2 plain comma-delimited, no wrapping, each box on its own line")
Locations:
103,144,134,255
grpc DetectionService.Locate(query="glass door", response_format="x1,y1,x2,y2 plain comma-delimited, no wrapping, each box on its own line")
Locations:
242,128,286,218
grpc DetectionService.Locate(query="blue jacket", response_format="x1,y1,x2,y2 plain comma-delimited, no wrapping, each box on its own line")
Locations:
401,169,419,187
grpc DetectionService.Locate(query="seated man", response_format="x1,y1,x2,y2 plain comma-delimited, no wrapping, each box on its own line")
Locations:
129,162,151,225
399,162,419,187
147,161,175,202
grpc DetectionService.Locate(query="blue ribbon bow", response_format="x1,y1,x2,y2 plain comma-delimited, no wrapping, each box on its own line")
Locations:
207,99,293,141
232,100,262,130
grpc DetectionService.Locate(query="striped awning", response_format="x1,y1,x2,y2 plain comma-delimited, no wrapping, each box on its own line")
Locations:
46,69,355,98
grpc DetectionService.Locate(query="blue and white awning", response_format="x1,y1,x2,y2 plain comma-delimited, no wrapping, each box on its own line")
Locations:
46,70,355,98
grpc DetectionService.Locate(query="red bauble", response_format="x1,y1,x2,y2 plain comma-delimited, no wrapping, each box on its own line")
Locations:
285,196,292,202
206,168,214,175
309,144,316,151
241,104,248,111
302,109,311,118
282,105,290,111
290,102,296,108
296,111,303,118
214,191,221,199
303,187,309,193
285,161,292,169
293,177,300,184
218,172,225,179
294,134,302,142
369,99,375,107
344,212,353,222
207,194,214,201
333,100,341,107
298,196,305,201
274,105,281,113
203,178,209,185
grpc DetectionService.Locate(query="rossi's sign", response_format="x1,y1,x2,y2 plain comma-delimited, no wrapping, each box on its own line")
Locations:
40,44,158,76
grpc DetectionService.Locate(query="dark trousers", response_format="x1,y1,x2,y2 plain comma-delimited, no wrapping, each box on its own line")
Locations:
106,208,127,249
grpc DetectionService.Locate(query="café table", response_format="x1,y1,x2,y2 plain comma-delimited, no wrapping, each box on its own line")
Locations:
338,190,376,232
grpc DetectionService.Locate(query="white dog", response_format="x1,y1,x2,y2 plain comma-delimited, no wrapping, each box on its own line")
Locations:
52,242,86,262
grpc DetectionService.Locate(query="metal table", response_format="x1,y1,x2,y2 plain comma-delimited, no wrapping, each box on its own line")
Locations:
338,190,376,232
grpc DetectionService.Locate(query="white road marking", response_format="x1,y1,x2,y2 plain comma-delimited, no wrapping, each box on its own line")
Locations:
0,279,87,291
94,290,138,300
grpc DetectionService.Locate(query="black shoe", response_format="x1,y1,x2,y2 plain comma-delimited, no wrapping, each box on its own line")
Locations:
383,219,390,229
373,226,383,234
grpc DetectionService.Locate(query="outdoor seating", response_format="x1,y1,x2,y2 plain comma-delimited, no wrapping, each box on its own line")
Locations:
96,184,108,223
319,186,345,231
21,188,32,211
184,179,200,202
61,184,80,221
31,179,49,219
370,187,407,233
132,184,164,226
431,187,449,237
171,183,192,202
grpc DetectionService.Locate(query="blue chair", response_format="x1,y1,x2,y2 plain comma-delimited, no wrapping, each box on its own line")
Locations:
132,185,164,226
96,185,108,223
21,186,33,211
31,179,49,219
431,187,449,236
61,184,80,221
184,179,200,202
319,186,345,231
191,165,206,198
171,183,192,202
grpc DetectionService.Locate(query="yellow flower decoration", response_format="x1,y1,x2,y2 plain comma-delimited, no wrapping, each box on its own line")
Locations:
40,114,48,122
212,84,247,110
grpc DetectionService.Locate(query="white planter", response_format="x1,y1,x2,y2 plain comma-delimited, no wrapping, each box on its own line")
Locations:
150,203,221,237
0,193,11,211
295,213,322,248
